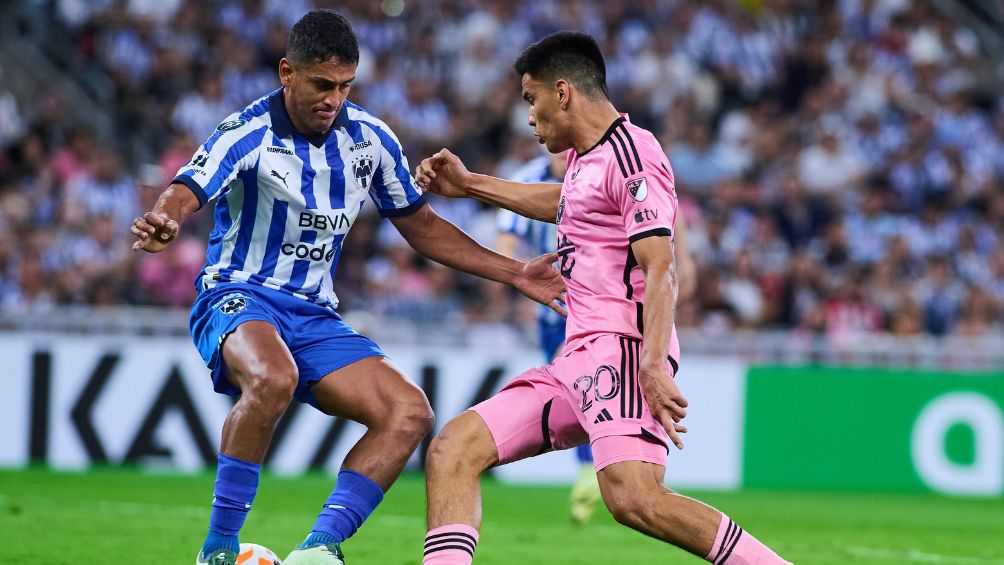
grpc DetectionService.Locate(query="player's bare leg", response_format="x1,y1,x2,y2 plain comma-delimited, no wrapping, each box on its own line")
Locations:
284,356,434,564
198,320,301,564
597,458,790,564
310,356,435,490
218,321,301,462
423,411,501,564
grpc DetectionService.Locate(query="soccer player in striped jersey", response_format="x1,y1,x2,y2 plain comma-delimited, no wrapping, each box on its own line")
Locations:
416,32,790,564
130,11,564,565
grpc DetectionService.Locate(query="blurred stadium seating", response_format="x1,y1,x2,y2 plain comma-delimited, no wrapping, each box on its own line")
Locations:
1,0,1003,343
2,4,1004,562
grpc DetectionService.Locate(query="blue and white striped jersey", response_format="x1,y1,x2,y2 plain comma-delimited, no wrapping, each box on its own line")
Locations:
174,88,426,307
495,155,562,257
495,155,563,326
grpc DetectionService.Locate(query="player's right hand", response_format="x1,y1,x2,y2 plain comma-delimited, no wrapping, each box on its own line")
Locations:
414,148,472,198
639,362,689,449
131,211,179,253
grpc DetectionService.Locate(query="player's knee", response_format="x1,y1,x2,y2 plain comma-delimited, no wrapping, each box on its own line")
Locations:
427,415,494,477
388,395,435,445
239,363,298,415
600,474,662,530
605,490,655,530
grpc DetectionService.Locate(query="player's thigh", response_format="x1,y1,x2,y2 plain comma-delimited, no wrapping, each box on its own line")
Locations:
469,370,587,466
220,320,299,392
310,356,432,426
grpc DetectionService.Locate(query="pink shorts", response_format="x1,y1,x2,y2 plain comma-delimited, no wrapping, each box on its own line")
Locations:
471,334,677,471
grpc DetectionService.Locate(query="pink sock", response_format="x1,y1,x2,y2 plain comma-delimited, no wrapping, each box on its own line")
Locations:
423,524,480,565
706,514,791,565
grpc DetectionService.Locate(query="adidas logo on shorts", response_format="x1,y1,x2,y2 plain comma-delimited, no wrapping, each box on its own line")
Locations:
593,408,613,424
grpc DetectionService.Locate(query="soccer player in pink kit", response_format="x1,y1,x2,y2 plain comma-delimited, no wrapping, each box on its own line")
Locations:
414,32,790,565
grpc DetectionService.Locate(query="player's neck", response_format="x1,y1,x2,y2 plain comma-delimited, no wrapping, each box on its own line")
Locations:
569,102,621,155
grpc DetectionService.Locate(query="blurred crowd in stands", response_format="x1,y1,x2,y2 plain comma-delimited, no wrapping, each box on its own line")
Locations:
2,0,1004,342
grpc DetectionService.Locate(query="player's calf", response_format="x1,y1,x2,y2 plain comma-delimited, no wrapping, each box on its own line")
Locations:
598,459,790,564
423,412,499,565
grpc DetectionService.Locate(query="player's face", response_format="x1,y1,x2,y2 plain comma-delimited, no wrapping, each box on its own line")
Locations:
521,73,573,153
279,57,357,136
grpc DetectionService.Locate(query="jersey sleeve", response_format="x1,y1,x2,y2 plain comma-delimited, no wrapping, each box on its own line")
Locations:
173,116,269,208
602,148,678,243
362,121,427,218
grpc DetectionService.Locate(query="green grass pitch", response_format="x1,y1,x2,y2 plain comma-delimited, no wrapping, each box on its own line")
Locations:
2,467,1003,564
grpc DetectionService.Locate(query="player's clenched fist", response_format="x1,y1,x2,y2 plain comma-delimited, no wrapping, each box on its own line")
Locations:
414,148,473,198
131,211,180,253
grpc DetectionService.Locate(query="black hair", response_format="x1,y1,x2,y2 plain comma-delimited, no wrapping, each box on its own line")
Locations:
287,9,359,66
513,31,608,98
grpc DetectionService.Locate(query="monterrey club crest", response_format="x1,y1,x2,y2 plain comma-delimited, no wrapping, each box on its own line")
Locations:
351,155,375,190
213,292,250,315
626,177,648,201
556,195,567,224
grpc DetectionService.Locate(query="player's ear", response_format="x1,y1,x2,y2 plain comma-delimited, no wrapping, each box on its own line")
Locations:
556,79,571,110
278,58,294,87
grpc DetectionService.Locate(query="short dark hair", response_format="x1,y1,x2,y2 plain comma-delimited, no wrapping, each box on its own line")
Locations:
287,9,359,66
513,31,608,98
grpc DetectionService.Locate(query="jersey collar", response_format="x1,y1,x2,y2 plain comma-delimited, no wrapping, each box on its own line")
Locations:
578,114,627,157
269,88,351,147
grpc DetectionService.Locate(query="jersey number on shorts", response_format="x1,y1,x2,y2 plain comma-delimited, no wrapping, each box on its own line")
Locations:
573,365,621,413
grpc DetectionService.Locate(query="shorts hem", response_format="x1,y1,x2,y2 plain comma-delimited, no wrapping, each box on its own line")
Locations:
305,351,387,386
593,452,667,472
468,405,508,465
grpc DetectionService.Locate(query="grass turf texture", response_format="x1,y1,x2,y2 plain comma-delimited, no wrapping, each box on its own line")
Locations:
2,467,1003,564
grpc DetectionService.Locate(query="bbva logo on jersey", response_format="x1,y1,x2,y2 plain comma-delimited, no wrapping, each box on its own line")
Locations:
351,155,375,191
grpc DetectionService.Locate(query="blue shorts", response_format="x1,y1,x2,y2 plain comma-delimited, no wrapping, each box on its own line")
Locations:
189,283,385,408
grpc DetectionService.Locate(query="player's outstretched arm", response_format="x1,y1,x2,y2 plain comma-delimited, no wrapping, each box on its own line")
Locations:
391,204,567,317
415,149,563,223
130,182,201,253
632,235,689,449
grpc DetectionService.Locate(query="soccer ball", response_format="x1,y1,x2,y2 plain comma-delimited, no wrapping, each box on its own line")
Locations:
237,543,282,565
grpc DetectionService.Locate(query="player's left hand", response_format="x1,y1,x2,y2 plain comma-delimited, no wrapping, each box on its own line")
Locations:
639,362,688,449
513,252,567,317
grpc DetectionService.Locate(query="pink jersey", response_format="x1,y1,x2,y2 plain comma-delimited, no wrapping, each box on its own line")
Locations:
557,115,680,361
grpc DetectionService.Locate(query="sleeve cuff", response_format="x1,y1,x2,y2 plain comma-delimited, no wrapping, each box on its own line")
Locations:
173,175,209,209
378,194,428,218
628,227,672,243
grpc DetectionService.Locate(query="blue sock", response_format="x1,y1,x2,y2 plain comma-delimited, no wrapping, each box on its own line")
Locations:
575,443,593,463
202,453,261,556
302,470,384,547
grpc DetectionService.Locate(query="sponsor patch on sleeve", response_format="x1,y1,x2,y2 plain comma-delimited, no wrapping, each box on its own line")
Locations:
216,119,248,132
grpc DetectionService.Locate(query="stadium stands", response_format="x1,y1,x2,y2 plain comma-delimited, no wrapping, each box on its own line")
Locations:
1,0,1003,342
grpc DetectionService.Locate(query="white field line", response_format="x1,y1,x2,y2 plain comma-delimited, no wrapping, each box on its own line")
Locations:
844,545,1004,564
